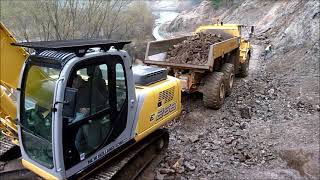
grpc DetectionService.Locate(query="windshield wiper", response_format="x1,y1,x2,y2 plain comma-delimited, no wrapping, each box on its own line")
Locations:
16,120,51,144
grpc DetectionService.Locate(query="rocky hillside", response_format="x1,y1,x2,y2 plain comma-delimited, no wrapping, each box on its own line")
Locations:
162,0,319,128
164,0,319,48
150,1,320,179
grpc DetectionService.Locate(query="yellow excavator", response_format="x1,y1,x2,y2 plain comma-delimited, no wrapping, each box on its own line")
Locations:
0,22,181,179
1,21,252,179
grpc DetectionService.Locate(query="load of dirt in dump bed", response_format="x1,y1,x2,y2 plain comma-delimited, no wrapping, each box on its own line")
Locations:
166,32,224,65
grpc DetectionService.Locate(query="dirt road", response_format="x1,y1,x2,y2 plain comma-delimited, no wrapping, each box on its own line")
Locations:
150,38,319,179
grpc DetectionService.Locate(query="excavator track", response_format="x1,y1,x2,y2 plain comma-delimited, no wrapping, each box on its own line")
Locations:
0,137,19,161
0,129,169,180
0,159,37,180
0,137,14,157
0,137,36,180
86,129,169,180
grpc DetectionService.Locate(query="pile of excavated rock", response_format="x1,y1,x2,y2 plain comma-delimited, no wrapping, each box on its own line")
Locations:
166,32,224,65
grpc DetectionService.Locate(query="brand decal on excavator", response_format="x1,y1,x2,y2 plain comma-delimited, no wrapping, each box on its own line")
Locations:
156,102,176,120
87,138,128,165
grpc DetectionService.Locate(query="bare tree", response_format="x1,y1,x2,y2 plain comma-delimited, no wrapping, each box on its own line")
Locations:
2,0,152,40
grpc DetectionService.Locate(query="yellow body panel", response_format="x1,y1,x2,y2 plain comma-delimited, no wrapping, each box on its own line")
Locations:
239,39,251,63
211,37,240,60
134,76,181,142
0,22,28,89
195,24,241,37
0,86,17,121
22,159,58,180
0,22,27,143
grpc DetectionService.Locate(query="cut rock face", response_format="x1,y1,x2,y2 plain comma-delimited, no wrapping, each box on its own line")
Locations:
166,32,224,65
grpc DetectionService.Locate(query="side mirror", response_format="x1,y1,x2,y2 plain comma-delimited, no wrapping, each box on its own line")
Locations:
63,87,78,118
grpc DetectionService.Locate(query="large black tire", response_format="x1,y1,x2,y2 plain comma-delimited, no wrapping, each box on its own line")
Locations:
238,54,250,77
221,63,235,96
202,72,226,109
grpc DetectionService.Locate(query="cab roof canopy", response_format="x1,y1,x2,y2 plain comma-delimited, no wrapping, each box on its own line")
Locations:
12,39,131,57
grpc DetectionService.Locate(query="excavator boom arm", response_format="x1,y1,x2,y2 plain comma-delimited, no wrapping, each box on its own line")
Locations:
0,22,28,144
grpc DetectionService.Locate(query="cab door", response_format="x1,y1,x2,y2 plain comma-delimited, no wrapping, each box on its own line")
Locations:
62,55,128,169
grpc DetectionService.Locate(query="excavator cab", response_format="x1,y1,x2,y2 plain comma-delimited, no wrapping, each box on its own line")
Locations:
14,40,138,179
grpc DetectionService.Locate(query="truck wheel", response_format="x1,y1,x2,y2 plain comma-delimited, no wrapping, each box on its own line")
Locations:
221,63,235,96
238,54,250,77
203,72,226,109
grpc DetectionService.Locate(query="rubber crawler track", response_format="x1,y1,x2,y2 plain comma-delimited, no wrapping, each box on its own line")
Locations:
0,129,169,180
0,137,15,159
87,129,169,180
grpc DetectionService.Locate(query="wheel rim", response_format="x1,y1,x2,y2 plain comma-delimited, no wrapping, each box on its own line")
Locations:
219,83,225,99
229,73,234,89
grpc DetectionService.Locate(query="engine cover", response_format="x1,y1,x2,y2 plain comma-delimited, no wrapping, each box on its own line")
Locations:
132,65,167,86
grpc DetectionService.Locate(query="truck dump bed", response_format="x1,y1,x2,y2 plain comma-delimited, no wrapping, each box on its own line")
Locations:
144,35,240,72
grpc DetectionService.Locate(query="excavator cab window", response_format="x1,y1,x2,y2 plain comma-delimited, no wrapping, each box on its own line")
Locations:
68,65,111,156
63,55,128,169
20,65,60,168
116,63,127,111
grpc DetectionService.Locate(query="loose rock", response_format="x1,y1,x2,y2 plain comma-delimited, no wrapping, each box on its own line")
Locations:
184,161,196,171
166,32,224,65
240,107,251,119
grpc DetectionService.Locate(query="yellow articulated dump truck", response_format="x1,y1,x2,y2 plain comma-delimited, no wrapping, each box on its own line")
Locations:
0,22,181,179
145,24,253,109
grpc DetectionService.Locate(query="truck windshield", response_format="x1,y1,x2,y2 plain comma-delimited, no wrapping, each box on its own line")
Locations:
21,65,60,169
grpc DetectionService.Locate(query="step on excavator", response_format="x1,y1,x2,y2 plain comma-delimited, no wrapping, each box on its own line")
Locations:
0,22,181,179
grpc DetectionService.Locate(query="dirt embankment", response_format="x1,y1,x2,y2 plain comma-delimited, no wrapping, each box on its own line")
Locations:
166,32,224,65
150,0,320,180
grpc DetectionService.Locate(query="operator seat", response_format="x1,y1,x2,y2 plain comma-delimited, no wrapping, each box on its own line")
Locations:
87,66,108,109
